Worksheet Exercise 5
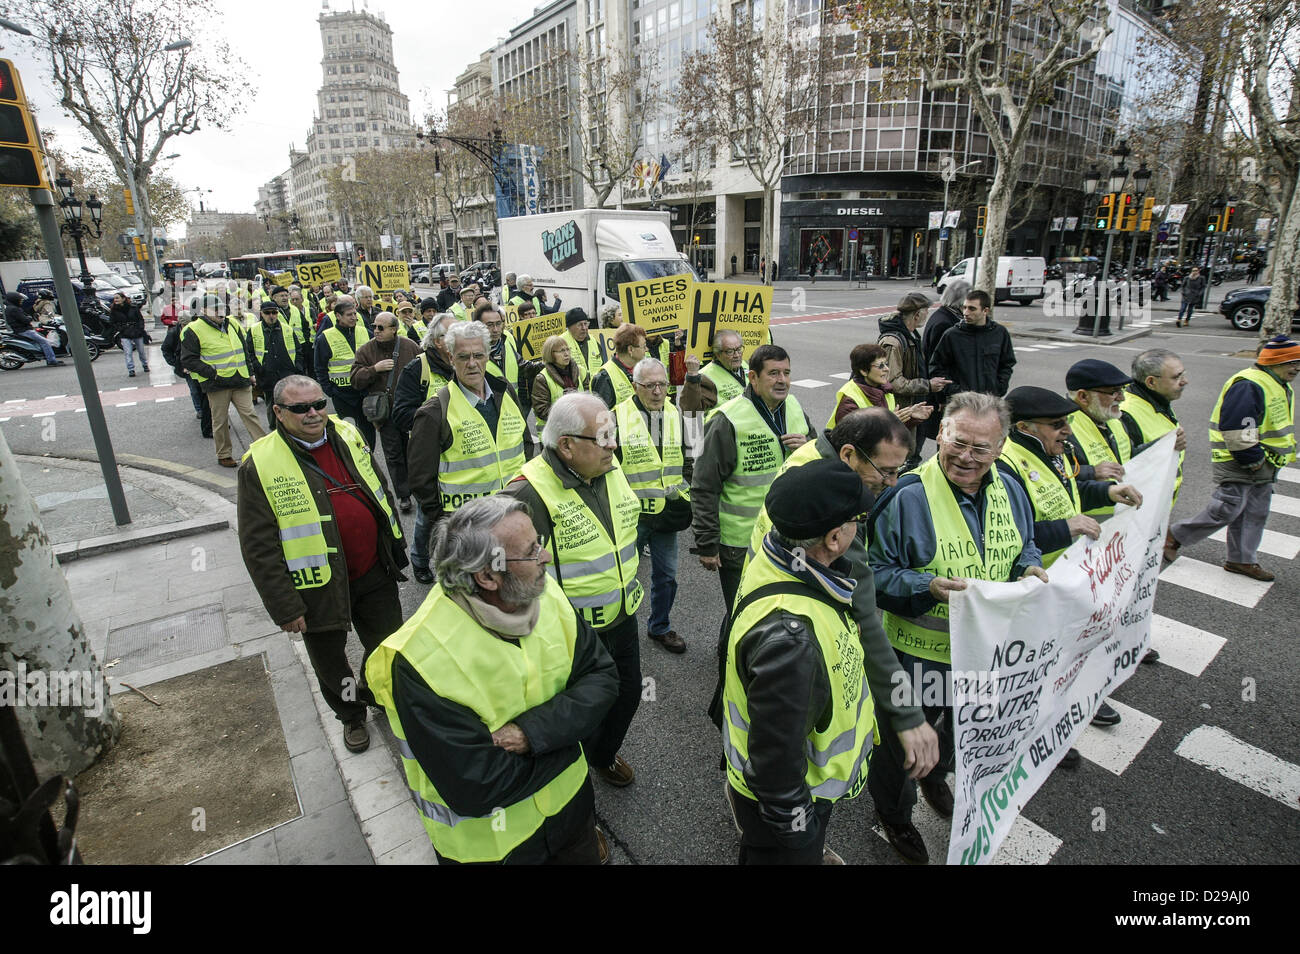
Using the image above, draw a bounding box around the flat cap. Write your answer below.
[1006,385,1077,422]
[1066,358,1132,391]
[259,300,280,312]
[766,457,875,540]
[897,291,933,313]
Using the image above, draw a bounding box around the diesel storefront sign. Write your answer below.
[780,198,937,280]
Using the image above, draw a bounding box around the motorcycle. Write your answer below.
[0,320,102,370]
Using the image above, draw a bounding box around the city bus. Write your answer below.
[160,259,196,284]
[229,249,338,281]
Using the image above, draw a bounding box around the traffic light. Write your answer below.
[1221,204,1235,232]
[976,205,987,237]
[123,188,134,215]
[1094,193,1115,230]
[0,59,51,190]
[1119,192,1139,231]
[1139,196,1155,232]
[1206,214,1220,233]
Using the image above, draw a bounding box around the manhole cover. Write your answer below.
[105,603,229,674]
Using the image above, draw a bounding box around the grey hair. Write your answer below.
[775,531,832,553]
[713,328,743,349]
[354,284,374,298]
[600,303,621,324]
[942,391,1011,438]
[1132,348,1178,383]
[517,273,533,286]
[445,319,491,354]
[542,393,608,449]
[272,374,321,405]
[632,357,667,383]
[432,496,531,597]
[420,313,457,350]
[335,294,357,312]
[940,279,971,310]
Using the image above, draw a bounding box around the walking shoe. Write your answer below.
[142,363,150,372]
[411,565,434,584]
[1091,701,1122,727]
[918,774,954,818]
[594,754,635,787]
[200,430,213,439]
[878,816,929,864]
[649,630,686,654]
[45,360,66,366]
[596,826,610,865]
[1224,561,1274,581]
[399,497,413,513]
[1141,649,1160,664]
[822,844,845,865]
[343,717,370,753]
[1060,748,1081,769]
[128,370,136,377]
[1162,529,1181,564]
[217,457,238,468]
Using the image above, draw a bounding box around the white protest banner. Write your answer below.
[946,432,1178,865]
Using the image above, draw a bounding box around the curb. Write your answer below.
[54,513,231,563]
[49,449,238,492]
[1012,325,1155,346]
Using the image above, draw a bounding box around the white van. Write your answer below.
[937,256,1047,304]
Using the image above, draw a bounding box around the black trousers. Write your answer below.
[707,545,749,729]
[436,778,601,865]
[730,787,832,865]
[376,419,410,500]
[302,562,403,723]
[868,655,956,825]
[583,614,641,769]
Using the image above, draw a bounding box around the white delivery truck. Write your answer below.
[497,209,698,319]
[937,256,1047,305]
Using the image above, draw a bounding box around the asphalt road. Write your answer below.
[4,278,1296,865]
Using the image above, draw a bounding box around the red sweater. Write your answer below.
[309,441,379,580]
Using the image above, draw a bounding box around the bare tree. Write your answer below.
[675,5,830,269]
[12,0,245,292]
[850,0,1109,299]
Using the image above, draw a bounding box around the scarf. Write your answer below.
[450,590,541,640]
[761,533,855,606]
[851,373,892,408]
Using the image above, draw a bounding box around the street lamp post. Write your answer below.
[1074,142,1131,336]
[938,157,982,272]
[55,173,103,287]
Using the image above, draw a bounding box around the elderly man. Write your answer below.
[354,284,378,334]
[730,409,940,808]
[501,271,517,305]
[394,299,426,345]
[878,291,951,415]
[1120,348,1188,505]
[449,283,477,323]
[561,307,605,381]
[352,311,422,513]
[593,323,648,409]
[179,293,268,467]
[690,330,748,410]
[693,344,815,620]
[613,356,696,654]
[248,298,306,429]
[480,304,523,394]
[1065,358,1134,498]
[286,285,316,345]
[238,375,406,754]
[366,495,619,864]
[869,391,1047,864]
[1165,336,1299,581]
[407,319,529,552]
[314,295,375,448]
[722,457,880,865]
[504,393,644,789]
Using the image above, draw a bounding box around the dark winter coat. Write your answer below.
[929,319,1016,397]
[109,301,147,340]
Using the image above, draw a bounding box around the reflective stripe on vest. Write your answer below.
[537,365,590,425]
[562,330,604,380]
[746,439,823,563]
[599,358,635,407]
[437,384,527,510]
[289,303,315,343]
[1208,367,1296,466]
[999,440,1078,568]
[1067,409,1130,517]
[879,456,1024,663]
[827,379,895,429]
[723,548,876,803]
[701,361,745,404]
[487,335,520,385]
[613,397,688,515]
[183,318,250,378]
[245,417,400,588]
[710,392,807,548]
[420,353,451,401]
[1121,389,1183,502]
[364,576,588,863]
[322,324,370,386]
[249,316,299,366]
[521,456,643,630]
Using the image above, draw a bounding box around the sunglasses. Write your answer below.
[278,399,328,414]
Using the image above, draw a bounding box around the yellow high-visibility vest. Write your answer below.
[182,317,251,380]
[613,396,688,516]
[999,438,1078,567]
[436,384,527,512]
[1208,367,1296,467]
[321,324,371,386]
[827,379,894,429]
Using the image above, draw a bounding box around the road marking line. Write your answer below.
[792,379,831,389]
[1279,468,1300,484]
[32,411,56,418]
[44,394,66,399]
[75,408,86,413]
[1028,343,1067,349]
[1175,725,1300,812]
[829,372,851,380]
[1149,615,1227,677]
[4,398,26,404]
[1076,699,1162,776]
[0,417,8,422]
[992,817,1064,866]
[116,401,137,407]
[1269,493,1300,518]
[120,386,138,391]
[155,397,175,403]
[1016,347,1040,352]
[1208,527,1300,560]
[1159,556,1272,607]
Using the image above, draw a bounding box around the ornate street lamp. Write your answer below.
[54,171,104,287]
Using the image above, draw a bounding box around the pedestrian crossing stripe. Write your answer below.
[1159,556,1273,608]
[1149,615,1226,677]
[1208,527,1300,560]
[829,372,851,380]
[1076,699,1163,776]
[1175,725,1300,812]
[1269,493,1300,518]
[792,379,832,389]
[1279,468,1300,484]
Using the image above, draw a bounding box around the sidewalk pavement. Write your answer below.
[26,453,436,865]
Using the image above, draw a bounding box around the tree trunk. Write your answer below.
[135,171,159,294]
[977,165,1016,302]
[1261,164,1299,339]
[0,429,120,780]
[761,184,775,282]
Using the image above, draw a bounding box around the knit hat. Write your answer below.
[419,296,439,313]
[897,291,933,314]
[566,307,589,327]
[1257,335,1300,366]
[766,457,875,539]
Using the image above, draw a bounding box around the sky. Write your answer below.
[1,0,545,233]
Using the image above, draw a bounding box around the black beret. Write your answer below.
[1066,358,1133,391]
[1006,385,1077,422]
[766,457,875,540]
[566,307,589,327]
[260,300,280,312]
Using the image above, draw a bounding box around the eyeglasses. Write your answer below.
[855,448,900,480]
[871,361,890,371]
[716,346,744,356]
[636,380,669,391]
[504,534,550,564]
[278,398,328,414]
[564,432,617,448]
[944,437,997,461]
[453,352,487,363]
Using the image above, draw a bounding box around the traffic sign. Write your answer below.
[848,228,859,242]
[940,227,951,240]
[1156,228,1169,243]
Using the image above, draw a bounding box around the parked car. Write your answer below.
[1219,285,1300,332]
[461,260,499,288]
[429,262,459,286]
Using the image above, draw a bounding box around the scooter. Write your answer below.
[39,316,110,359]
[0,323,100,370]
